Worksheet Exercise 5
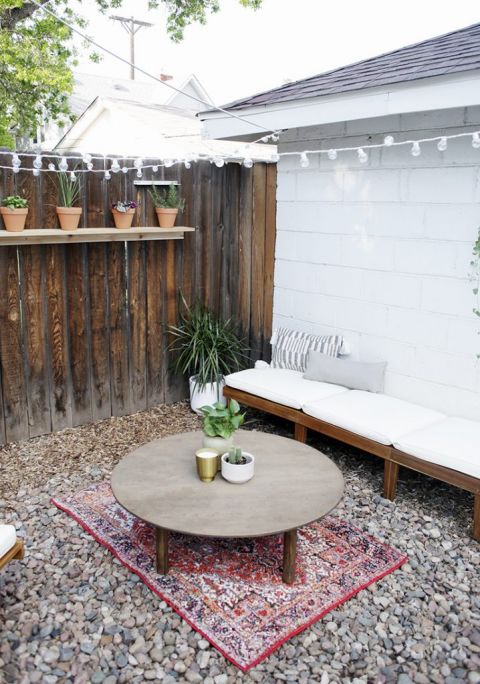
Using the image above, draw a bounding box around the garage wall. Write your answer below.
[274,106,480,419]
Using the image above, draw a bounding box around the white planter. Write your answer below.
[202,434,234,453]
[221,451,255,484]
[189,376,226,415]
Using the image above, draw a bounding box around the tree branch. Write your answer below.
[1,1,52,30]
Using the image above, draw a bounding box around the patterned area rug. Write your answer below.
[52,482,407,671]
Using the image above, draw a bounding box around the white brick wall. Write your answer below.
[274,107,480,420]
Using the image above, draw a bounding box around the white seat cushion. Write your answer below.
[303,390,445,445]
[225,368,348,410]
[394,417,480,479]
[0,524,17,557]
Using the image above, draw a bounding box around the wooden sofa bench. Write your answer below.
[0,525,24,571]
[224,385,480,541]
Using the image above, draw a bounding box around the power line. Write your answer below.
[30,0,277,137]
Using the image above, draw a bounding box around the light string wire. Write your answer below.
[6,129,480,175]
[30,0,276,139]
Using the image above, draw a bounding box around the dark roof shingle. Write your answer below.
[220,23,480,111]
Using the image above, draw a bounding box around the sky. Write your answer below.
[75,0,480,106]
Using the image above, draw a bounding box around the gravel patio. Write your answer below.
[1,403,479,684]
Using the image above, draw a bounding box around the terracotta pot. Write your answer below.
[56,207,82,231]
[155,207,178,229]
[0,207,28,232]
[112,208,135,229]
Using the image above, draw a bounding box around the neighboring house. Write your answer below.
[41,71,275,161]
[200,23,480,420]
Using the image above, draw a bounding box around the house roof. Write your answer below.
[54,97,277,162]
[217,22,480,112]
[71,71,213,115]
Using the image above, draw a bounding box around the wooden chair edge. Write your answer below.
[0,539,25,571]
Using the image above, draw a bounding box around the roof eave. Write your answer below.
[200,70,480,140]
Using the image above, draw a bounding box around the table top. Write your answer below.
[111,430,344,538]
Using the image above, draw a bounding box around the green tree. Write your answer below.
[0,0,262,148]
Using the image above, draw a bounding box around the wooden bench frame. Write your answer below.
[224,386,480,541]
[0,539,24,571]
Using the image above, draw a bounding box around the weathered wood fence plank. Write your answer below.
[0,156,276,444]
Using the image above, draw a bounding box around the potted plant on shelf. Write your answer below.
[168,295,248,413]
[56,172,82,230]
[0,195,28,232]
[149,184,185,228]
[201,399,245,456]
[111,200,137,229]
[221,447,255,484]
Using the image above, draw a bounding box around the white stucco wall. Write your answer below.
[274,106,480,420]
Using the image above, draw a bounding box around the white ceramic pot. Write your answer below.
[221,451,254,484]
[202,434,234,453]
[189,376,226,415]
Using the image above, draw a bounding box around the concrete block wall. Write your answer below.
[274,107,480,419]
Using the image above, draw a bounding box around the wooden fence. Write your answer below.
[0,155,276,444]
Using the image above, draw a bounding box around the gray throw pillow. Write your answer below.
[303,351,387,393]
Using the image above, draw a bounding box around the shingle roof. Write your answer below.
[220,22,480,112]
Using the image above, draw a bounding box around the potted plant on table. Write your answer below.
[201,399,245,455]
[149,184,185,228]
[168,295,248,414]
[56,172,82,230]
[111,200,137,229]
[0,195,28,232]
[221,447,255,484]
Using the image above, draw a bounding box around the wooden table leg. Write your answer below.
[155,527,169,574]
[283,528,297,584]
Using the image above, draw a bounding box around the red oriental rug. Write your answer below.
[52,482,407,671]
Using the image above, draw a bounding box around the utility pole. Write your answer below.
[110,15,154,80]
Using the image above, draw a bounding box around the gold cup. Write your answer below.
[195,448,219,483]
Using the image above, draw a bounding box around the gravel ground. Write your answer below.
[1,402,479,684]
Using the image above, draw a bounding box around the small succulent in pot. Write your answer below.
[111,200,137,229]
[221,446,254,484]
[0,195,29,232]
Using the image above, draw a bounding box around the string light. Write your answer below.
[82,153,92,164]
[134,158,143,169]
[87,162,93,171]
[136,170,142,179]
[48,163,55,171]
[384,135,395,146]
[243,158,253,168]
[33,155,42,170]
[111,159,120,173]
[300,152,310,168]
[152,166,158,173]
[164,159,174,168]
[437,137,447,152]
[472,132,480,149]
[33,168,40,177]
[327,149,337,160]
[184,160,192,169]
[104,170,111,180]
[122,166,129,174]
[358,148,368,163]
[411,141,421,157]
[59,157,68,172]
[70,171,77,181]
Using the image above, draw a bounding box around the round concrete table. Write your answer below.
[111,430,344,584]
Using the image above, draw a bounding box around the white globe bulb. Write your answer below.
[12,153,20,167]
[33,168,40,177]
[83,153,92,164]
[136,170,142,179]
[243,158,253,168]
[300,152,309,168]
[327,149,337,160]
[358,148,368,163]
[472,132,480,149]
[214,157,224,168]
[48,163,55,172]
[184,160,192,169]
[104,171,111,180]
[33,155,42,170]
[411,142,421,157]
[111,159,120,173]
[384,135,395,146]
[87,162,93,171]
[70,172,76,181]
[437,137,447,152]
[152,166,158,173]
[59,157,68,172]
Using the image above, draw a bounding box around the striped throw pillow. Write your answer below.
[271,328,345,372]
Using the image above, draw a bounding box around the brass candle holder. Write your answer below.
[195,448,219,483]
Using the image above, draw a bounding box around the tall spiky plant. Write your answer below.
[168,294,249,392]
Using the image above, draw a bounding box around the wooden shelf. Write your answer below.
[0,226,195,246]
